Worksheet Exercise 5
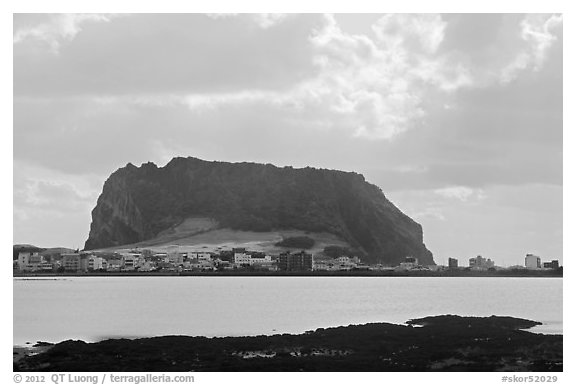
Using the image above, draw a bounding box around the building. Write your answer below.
[17,252,53,271]
[334,256,358,270]
[233,252,253,266]
[61,253,82,271]
[167,251,185,265]
[398,256,419,270]
[543,260,559,269]
[189,252,212,261]
[249,254,274,270]
[525,254,541,269]
[106,259,122,271]
[186,258,216,271]
[469,255,494,270]
[448,258,459,268]
[278,251,313,272]
[121,254,138,271]
[313,259,335,271]
[232,253,273,268]
[138,261,157,272]
[17,251,32,270]
[87,256,107,271]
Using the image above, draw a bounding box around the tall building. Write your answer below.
[17,252,32,270]
[278,251,312,271]
[525,254,541,269]
[448,258,458,268]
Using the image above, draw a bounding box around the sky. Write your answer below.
[12,13,563,266]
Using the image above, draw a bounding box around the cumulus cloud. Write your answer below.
[14,13,563,142]
[302,14,450,139]
[500,14,562,83]
[521,14,563,71]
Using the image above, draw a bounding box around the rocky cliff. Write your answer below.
[84,157,434,265]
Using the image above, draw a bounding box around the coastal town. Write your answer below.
[14,247,562,275]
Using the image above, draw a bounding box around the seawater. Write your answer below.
[13,276,562,345]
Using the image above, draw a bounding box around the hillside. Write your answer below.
[84,157,434,265]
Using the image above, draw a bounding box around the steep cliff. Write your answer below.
[84,157,434,265]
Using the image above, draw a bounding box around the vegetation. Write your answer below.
[323,245,364,258]
[275,236,315,249]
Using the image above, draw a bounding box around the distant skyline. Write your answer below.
[13,13,563,266]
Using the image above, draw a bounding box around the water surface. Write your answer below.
[13,276,562,345]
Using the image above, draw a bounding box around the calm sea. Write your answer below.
[13,276,562,346]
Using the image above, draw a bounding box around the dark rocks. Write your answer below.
[15,315,562,372]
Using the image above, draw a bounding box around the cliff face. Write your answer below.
[84,157,434,265]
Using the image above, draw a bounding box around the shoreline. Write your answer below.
[13,269,563,278]
[14,315,563,372]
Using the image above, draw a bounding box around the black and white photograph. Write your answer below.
[9,3,568,382]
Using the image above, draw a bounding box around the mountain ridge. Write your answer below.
[84,157,434,265]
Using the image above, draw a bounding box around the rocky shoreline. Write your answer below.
[14,315,562,372]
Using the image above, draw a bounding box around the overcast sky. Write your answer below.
[13,13,563,266]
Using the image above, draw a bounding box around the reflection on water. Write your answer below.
[13,276,562,345]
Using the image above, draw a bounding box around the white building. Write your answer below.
[250,255,272,265]
[17,252,33,270]
[189,252,212,261]
[525,254,542,269]
[233,253,253,266]
[87,256,107,271]
[250,255,273,270]
[17,252,52,271]
[232,253,273,268]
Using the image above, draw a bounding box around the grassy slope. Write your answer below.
[95,217,350,255]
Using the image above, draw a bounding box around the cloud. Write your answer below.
[500,14,563,83]
[206,13,289,29]
[13,14,116,53]
[434,186,486,202]
[14,13,562,184]
[14,14,323,97]
[16,180,93,211]
[411,207,446,221]
[372,14,446,54]
[521,14,563,71]
[14,13,563,144]
[252,14,290,29]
